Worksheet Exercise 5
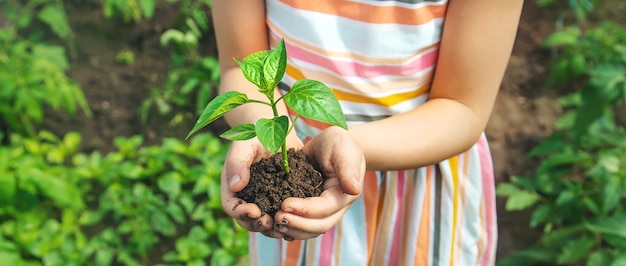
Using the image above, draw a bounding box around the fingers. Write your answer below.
[274,205,350,239]
[280,178,357,219]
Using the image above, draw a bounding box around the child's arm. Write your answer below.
[349,0,524,171]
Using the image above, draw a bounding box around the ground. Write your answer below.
[41,0,625,259]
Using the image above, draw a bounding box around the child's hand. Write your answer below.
[274,126,366,240]
[221,137,301,239]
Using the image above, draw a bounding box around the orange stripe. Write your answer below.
[363,171,379,263]
[334,222,343,266]
[414,166,433,265]
[400,170,414,266]
[370,172,388,266]
[284,240,302,266]
[332,83,430,106]
[279,0,447,25]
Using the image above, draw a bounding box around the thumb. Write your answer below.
[334,146,366,196]
[223,141,258,192]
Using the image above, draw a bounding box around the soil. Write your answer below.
[30,0,625,260]
[235,149,324,217]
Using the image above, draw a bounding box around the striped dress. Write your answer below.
[249,0,498,265]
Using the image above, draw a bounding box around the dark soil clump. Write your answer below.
[235,149,324,217]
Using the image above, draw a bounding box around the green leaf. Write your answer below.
[220,124,256,141]
[601,175,622,214]
[236,51,269,92]
[166,202,186,224]
[530,204,551,228]
[284,79,348,129]
[95,248,114,266]
[496,247,557,266]
[160,29,185,46]
[585,215,626,238]
[612,254,626,266]
[210,248,234,266]
[158,172,182,198]
[38,5,71,39]
[176,237,211,261]
[505,190,540,211]
[556,236,594,264]
[255,116,289,154]
[587,250,613,266]
[0,250,19,266]
[139,0,156,19]
[543,27,580,47]
[528,134,565,157]
[263,39,287,93]
[79,210,104,226]
[495,183,520,196]
[32,44,69,70]
[61,132,82,155]
[0,173,16,207]
[27,170,84,209]
[187,91,249,139]
[152,210,176,236]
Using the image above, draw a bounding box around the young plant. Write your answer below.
[187,39,348,173]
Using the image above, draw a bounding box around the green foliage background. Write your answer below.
[0,0,245,265]
[497,1,626,265]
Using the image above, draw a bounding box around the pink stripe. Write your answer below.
[477,135,497,266]
[319,226,336,265]
[281,38,438,79]
[389,171,405,265]
[250,233,257,266]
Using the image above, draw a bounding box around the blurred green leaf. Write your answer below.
[38,5,71,39]
[158,172,182,198]
[556,236,594,264]
[543,27,580,47]
[505,191,540,211]
[0,173,16,207]
[586,215,626,238]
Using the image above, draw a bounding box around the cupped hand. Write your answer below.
[221,137,302,239]
[274,126,366,240]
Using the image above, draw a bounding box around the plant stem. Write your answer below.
[269,95,291,174]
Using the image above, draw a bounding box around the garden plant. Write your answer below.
[496,2,626,265]
[187,39,348,216]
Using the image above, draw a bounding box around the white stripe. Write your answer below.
[460,147,485,264]
[349,0,445,8]
[340,197,370,265]
[338,94,429,116]
[267,1,444,59]
[254,234,281,266]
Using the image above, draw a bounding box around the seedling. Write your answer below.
[187,39,347,173]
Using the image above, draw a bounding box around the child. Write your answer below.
[213,0,523,265]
